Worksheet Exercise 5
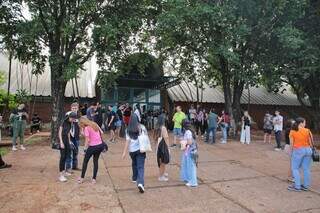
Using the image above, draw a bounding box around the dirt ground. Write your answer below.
[1,131,320,213]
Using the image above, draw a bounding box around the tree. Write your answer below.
[154,0,303,129]
[262,0,320,130]
[1,0,150,143]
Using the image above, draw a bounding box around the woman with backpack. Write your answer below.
[180,119,198,187]
[155,115,170,182]
[263,112,273,143]
[288,117,313,192]
[78,117,105,184]
[122,114,147,193]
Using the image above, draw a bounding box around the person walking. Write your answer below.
[189,104,197,125]
[240,111,251,145]
[155,115,170,181]
[288,117,313,192]
[115,105,124,137]
[122,114,147,193]
[65,103,81,172]
[273,110,283,151]
[86,102,98,121]
[202,109,208,137]
[58,112,77,182]
[107,105,118,143]
[263,112,273,143]
[171,106,186,147]
[94,103,104,128]
[180,119,198,187]
[11,104,28,151]
[206,108,219,144]
[220,110,230,144]
[78,117,105,184]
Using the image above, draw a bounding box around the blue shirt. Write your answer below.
[208,112,218,128]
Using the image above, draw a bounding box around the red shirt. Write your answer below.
[222,114,230,123]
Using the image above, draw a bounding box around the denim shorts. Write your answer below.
[115,120,122,127]
[173,128,182,136]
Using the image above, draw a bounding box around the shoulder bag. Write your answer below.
[138,125,152,153]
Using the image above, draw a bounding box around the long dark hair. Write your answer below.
[292,117,305,131]
[127,114,140,139]
[155,114,166,139]
[182,119,196,140]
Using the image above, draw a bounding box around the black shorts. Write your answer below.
[264,129,272,134]
[109,124,116,131]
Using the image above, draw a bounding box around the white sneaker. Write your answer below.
[158,176,169,182]
[59,175,67,182]
[20,145,26,150]
[64,172,72,177]
[137,184,145,193]
[12,146,18,151]
[164,173,169,177]
[186,182,192,187]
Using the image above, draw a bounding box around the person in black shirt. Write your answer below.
[65,103,81,172]
[107,105,118,143]
[58,111,77,182]
[123,103,132,126]
[81,104,88,116]
[94,103,103,127]
[30,113,41,134]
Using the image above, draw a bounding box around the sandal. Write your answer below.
[77,178,84,184]
[0,164,12,169]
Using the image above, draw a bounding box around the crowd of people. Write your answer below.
[0,101,316,193]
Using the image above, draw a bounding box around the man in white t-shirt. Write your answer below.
[189,104,197,124]
[273,110,283,151]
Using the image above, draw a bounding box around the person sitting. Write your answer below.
[31,113,42,134]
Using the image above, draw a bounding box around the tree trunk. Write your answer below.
[6,51,12,110]
[50,66,67,144]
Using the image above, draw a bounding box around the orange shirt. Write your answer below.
[289,128,311,149]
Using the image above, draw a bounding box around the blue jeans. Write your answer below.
[275,131,282,148]
[291,147,312,189]
[130,151,146,186]
[206,127,216,144]
[222,123,228,142]
[66,139,79,170]
[173,128,182,137]
[180,150,198,186]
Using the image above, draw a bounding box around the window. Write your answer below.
[133,89,146,102]
[148,89,160,103]
[118,88,131,102]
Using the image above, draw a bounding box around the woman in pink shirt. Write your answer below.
[78,117,105,184]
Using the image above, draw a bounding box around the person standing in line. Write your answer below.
[134,103,142,123]
[155,115,170,181]
[220,110,230,144]
[115,105,124,137]
[206,108,219,144]
[180,119,198,187]
[284,119,295,182]
[189,104,197,125]
[94,103,104,128]
[58,112,77,182]
[107,105,118,143]
[78,117,105,184]
[288,117,313,192]
[171,106,186,147]
[65,103,81,172]
[273,110,283,151]
[240,111,251,145]
[195,108,204,136]
[201,109,208,137]
[263,112,273,143]
[122,114,147,193]
[11,104,28,151]
[123,103,132,126]
[86,102,98,121]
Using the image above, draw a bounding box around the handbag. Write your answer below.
[99,129,108,152]
[138,126,152,153]
[51,142,60,150]
[309,132,319,162]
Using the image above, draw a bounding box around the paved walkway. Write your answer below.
[1,132,320,213]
